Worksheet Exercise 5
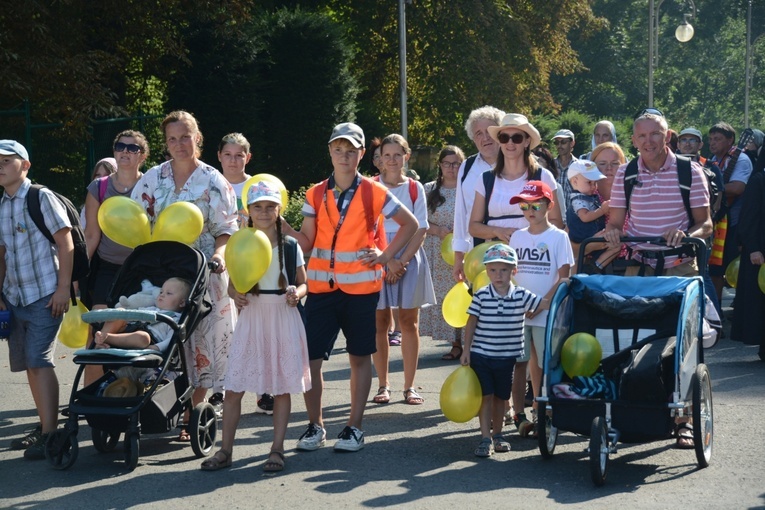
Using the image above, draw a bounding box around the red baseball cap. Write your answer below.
[509,180,554,205]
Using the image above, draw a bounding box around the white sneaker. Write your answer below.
[333,426,365,452]
[296,423,326,451]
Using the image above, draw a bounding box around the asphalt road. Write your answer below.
[1,289,764,509]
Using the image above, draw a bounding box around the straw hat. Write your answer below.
[103,377,142,398]
[487,113,541,150]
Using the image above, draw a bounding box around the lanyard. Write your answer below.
[324,174,361,288]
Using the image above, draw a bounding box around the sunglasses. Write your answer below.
[635,107,664,119]
[518,201,545,211]
[114,142,143,153]
[498,132,526,145]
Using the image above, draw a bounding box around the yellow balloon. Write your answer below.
[241,174,289,209]
[98,196,151,248]
[472,270,491,291]
[561,333,602,378]
[725,256,740,289]
[58,299,89,349]
[759,264,765,295]
[464,242,495,283]
[440,365,482,423]
[151,202,204,245]
[440,233,454,266]
[225,228,273,293]
[442,282,472,328]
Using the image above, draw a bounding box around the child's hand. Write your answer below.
[233,292,248,310]
[460,350,470,366]
[601,200,610,214]
[285,286,299,307]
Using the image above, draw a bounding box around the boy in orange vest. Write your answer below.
[283,123,417,452]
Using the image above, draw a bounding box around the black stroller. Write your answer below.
[46,241,218,470]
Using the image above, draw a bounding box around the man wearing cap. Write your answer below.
[283,122,417,452]
[0,140,74,459]
[452,106,505,283]
[677,128,707,165]
[551,129,579,223]
[604,113,712,277]
[707,122,754,305]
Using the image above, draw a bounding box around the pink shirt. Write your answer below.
[610,150,709,267]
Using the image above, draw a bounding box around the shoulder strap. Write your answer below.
[26,185,55,244]
[460,154,479,184]
[676,156,693,223]
[531,166,542,181]
[360,177,377,247]
[408,178,418,204]
[97,176,109,203]
[284,236,298,286]
[312,179,328,212]
[624,159,640,210]
[482,170,495,225]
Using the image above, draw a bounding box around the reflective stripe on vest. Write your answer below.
[307,268,383,285]
[312,248,364,263]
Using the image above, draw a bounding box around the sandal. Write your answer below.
[178,429,191,442]
[474,437,494,458]
[492,434,511,452]
[388,331,402,346]
[373,386,391,404]
[201,449,232,471]
[675,422,695,449]
[263,450,285,472]
[441,345,463,361]
[403,388,424,405]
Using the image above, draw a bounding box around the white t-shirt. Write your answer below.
[510,225,574,327]
[257,242,306,291]
[382,178,429,233]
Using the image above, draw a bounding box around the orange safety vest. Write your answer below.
[709,216,727,266]
[307,176,388,294]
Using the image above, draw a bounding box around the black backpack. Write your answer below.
[27,184,90,305]
[460,154,479,184]
[624,155,721,225]
[283,235,305,324]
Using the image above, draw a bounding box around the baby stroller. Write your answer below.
[536,237,713,486]
[46,241,218,471]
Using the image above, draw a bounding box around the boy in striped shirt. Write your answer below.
[460,244,543,457]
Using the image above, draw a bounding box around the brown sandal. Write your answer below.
[263,450,285,472]
[201,449,232,471]
[441,345,463,361]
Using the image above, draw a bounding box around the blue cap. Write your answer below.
[483,244,518,265]
[0,140,29,161]
[247,180,282,206]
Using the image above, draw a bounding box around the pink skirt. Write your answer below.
[224,293,311,396]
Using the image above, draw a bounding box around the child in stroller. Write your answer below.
[94,277,191,352]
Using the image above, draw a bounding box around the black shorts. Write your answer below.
[304,290,378,360]
[89,258,123,307]
[470,352,516,400]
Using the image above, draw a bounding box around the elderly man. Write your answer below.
[452,105,505,283]
[552,129,579,222]
[604,113,712,277]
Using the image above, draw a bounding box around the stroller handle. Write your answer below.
[578,236,708,274]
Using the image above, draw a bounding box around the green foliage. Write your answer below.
[283,185,308,231]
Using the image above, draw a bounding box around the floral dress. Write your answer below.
[132,160,238,390]
[419,182,459,342]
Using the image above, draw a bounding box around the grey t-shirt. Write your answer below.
[86,176,138,264]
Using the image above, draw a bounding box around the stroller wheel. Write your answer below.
[190,402,218,458]
[537,402,557,459]
[692,363,713,468]
[124,433,139,471]
[46,429,78,470]
[589,416,609,486]
[91,428,120,453]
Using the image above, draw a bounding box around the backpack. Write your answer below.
[372,175,418,205]
[473,167,543,245]
[283,235,306,324]
[624,155,721,225]
[27,184,90,305]
[460,154,479,184]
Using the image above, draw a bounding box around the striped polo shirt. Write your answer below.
[467,283,541,359]
[610,150,709,267]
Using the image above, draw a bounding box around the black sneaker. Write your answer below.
[11,425,41,450]
[256,394,274,415]
[24,432,50,460]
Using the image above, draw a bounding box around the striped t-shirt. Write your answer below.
[610,151,709,267]
[467,284,541,359]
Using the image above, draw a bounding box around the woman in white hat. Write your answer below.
[468,112,563,436]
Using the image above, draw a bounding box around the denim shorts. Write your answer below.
[305,290,379,360]
[6,294,62,372]
[470,352,516,400]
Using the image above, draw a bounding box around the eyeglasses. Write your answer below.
[440,161,461,169]
[553,139,572,146]
[678,137,700,144]
[114,142,142,153]
[595,160,622,169]
[635,107,664,119]
[498,132,526,145]
[518,202,544,211]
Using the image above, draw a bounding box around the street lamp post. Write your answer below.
[398,0,411,139]
[648,0,697,108]
[744,0,763,128]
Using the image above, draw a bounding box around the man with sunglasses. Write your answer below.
[551,129,579,224]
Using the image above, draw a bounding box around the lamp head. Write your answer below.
[675,16,694,43]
